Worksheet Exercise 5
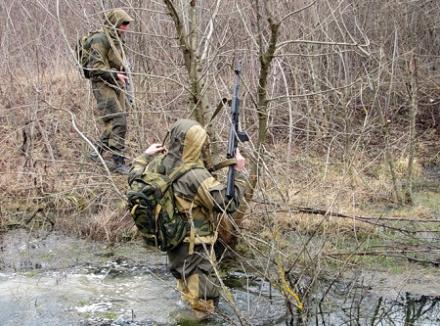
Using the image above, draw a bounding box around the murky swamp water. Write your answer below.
[0,230,439,325]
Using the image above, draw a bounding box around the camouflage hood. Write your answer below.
[103,8,134,37]
[162,119,207,174]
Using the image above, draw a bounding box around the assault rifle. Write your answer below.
[125,78,133,105]
[123,59,134,105]
[226,62,249,199]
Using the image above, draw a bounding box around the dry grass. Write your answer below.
[0,70,129,239]
[2,69,439,271]
[2,2,440,294]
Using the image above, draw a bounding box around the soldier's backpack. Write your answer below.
[75,31,101,79]
[127,162,202,251]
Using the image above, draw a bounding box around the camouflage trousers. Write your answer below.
[168,243,220,314]
[91,81,127,155]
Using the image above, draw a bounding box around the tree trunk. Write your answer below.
[403,54,418,205]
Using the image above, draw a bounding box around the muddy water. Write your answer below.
[0,230,285,325]
[0,230,439,325]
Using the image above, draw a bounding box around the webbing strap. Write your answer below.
[162,163,204,254]
[188,216,196,255]
[168,162,204,184]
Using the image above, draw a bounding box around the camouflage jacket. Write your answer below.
[129,119,244,238]
[87,9,133,85]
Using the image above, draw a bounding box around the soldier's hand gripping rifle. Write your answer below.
[226,62,249,199]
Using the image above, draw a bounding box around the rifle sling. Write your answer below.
[205,98,228,128]
[208,158,237,172]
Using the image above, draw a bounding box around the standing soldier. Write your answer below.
[86,8,134,174]
[128,119,246,318]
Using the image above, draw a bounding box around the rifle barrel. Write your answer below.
[226,62,242,198]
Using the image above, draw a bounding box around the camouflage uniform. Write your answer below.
[129,119,244,314]
[87,9,133,170]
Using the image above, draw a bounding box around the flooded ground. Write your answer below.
[0,230,439,325]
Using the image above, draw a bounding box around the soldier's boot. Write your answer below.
[112,155,130,175]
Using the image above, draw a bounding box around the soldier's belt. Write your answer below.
[183,231,218,246]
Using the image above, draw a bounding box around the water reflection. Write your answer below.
[285,279,440,326]
[1,230,440,326]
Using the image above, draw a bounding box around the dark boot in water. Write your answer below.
[112,155,130,175]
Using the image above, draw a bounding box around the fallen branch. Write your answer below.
[254,200,440,223]
[327,251,440,267]
[290,206,440,234]
[253,200,440,234]
[292,206,440,224]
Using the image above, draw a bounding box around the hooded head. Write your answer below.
[162,119,207,172]
[103,8,134,31]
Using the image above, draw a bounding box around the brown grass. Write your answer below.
[1,70,433,241]
[2,2,440,292]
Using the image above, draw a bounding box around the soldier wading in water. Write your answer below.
[129,119,246,318]
[85,8,133,174]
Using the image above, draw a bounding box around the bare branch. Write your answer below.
[279,0,317,24]
[276,38,370,54]
[268,81,358,102]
